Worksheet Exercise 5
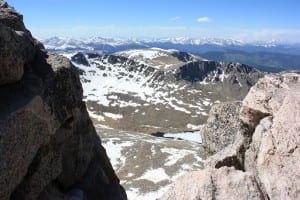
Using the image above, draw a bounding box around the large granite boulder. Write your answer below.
[0,2,126,199]
[161,166,263,200]
[240,73,299,128]
[201,101,247,154]
[162,73,300,200]
[242,73,300,200]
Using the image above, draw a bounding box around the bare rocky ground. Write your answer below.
[96,126,207,200]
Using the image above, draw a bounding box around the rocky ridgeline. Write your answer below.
[0,2,126,199]
[161,72,300,200]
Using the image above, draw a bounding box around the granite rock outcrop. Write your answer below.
[162,73,300,200]
[0,1,126,199]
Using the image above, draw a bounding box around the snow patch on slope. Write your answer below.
[117,48,169,60]
[138,168,169,183]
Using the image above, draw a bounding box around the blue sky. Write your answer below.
[6,0,300,42]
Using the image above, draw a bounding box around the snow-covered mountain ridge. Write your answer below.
[44,37,300,72]
[64,48,263,133]
[43,36,284,52]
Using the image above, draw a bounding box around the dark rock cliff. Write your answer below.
[176,61,263,100]
[0,1,126,199]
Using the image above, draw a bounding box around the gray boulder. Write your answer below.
[201,101,247,154]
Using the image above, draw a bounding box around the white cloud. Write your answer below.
[197,17,211,23]
[169,16,181,21]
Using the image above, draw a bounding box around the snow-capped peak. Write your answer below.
[42,36,282,52]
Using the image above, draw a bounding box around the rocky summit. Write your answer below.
[161,72,300,200]
[1,1,299,200]
[0,2,126,199]
[67,48,262,133]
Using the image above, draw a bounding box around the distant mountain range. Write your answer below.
[42,37,300,72]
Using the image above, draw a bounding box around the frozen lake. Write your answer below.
[163,131,202,144]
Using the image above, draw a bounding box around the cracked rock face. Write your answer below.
[162,73,300,200]
[243,73,300,200]
[0,2,126,199]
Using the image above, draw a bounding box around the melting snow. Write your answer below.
[186,123,202,130]
[126,186,170,200]
[97,127,204,200]
[138,168,169,183]
[219,69,226,82]
[70,53,208,118]
[87,110,105,121]
[202,100,211,106]
[116,48,168,61]
[161,147,197,166]
[102,140,133,169]
[103,112,123,119]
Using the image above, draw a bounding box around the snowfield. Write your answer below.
[97,127,205,200]
[66,49,225,132]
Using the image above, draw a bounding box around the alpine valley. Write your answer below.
[64,48,263,133]
[58,46,264,199]
[42,37,300,199]
[1,1,299,199]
